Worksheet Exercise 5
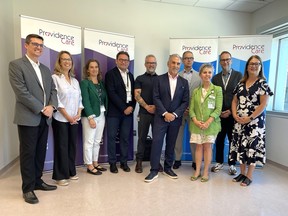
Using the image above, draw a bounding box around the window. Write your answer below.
[262,22,288,113]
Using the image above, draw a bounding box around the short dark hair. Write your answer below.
[116,51,129,60]
[25,34,44,44]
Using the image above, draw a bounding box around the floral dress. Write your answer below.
[229,79,273,166]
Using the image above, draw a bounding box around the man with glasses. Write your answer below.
[211,51,242,175]
[134,54,159,173]
[105,51,136,173]
[9,34,58,204]
[173,51,201,170]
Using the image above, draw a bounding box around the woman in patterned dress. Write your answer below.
[230,55,273,186]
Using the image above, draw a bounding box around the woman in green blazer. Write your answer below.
[80,59,108,175]
[189,63,223,182]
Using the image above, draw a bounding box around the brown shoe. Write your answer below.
[135,160,143,173]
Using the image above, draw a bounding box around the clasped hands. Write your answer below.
[164,113,175,122]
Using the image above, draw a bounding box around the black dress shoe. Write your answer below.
[34,182,57,191]
[173,160,181,169]
[23,191,39,204]
[110,163,118,173]
[120,163,131,172]
[135,160,143,173]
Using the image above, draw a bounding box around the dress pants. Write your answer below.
[18,115,48,193]
[52,118,78,180]
[215,115,235,165]
[135,113,154,161]
[81,112,105,164]
[150,117,180,172]
[174,114,196,162]
[107,115,133,164]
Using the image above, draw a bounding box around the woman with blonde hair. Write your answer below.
[189,63,223,182]
[52,51,83,186]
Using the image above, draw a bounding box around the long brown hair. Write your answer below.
[82,59,102,81]
[240,55,266,83]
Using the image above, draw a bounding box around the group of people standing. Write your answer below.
[9,33,273,205]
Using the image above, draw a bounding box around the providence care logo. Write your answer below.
[98,39,129,52]
[38,29,75,46]
[233,44,265,54]
[182,45,212,55]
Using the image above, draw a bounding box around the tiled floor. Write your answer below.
[1,160,288,216]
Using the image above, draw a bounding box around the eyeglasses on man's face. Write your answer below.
[30,42,45,48]
[183,57,194,61]
[118,58,129,63]
[220,58,231,62]
[145,62,157,65]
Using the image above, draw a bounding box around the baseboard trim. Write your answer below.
[266,159,288,171]
[0,157,19,177]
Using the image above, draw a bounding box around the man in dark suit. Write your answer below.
[211,51,242,175]
[9,34,58,204]
[144,54,189,183]
[105,51,136,173]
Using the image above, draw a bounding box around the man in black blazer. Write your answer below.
[144,54,189,183]
[9,34,58,204]
[105,51,136,173]
[211,51,242,175]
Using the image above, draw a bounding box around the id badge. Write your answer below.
[208,100,215,109]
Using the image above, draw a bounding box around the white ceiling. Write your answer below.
[142,0,276,13]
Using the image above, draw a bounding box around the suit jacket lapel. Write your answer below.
[23,57,43,89]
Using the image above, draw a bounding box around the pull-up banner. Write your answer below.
[20,15,82,171]
[170,35,272,162]
[218,35,273,80]
[84,28,135,162]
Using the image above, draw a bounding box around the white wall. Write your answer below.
[251,0,288,167]
[0,0,19,170]
[1,0,285,170]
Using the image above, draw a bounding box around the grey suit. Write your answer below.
[9,55,57,193]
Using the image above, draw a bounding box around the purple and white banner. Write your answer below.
[84,28,135,162]
[20,15,82,171]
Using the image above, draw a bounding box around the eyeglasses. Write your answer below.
[183,57,194,60]
[145,62,157,65]
[30,42,44,48]
[61,58,72,62]
[220,58,231,62]
[118,58,129,63]
[248,62,261,67]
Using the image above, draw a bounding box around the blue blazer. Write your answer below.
[153,73,189,126]
[105,66,136,117]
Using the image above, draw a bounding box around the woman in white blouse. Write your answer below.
[52,51,83,186]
